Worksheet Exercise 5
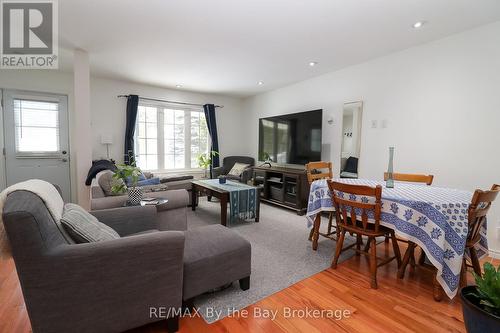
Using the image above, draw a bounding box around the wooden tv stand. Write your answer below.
[252,165,309,215]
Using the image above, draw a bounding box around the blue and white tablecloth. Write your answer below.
[306,178,488,299]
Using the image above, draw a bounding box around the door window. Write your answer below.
[14,98,60,154]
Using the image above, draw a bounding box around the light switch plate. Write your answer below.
[382,119,388,128]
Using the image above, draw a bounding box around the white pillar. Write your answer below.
[73,49,92,208]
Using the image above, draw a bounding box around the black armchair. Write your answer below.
[212,156,255,183]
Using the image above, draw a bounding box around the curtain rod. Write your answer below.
[117,95,224,108]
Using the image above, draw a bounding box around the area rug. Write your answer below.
[188,198,355,323]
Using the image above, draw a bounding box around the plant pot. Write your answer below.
[461,286,500,333]
[127,187,143,205]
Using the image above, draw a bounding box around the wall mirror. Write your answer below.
[340,101,363,178]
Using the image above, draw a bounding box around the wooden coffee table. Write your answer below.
[191,180,260,226]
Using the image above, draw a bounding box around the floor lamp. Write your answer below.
[101,134,113,159]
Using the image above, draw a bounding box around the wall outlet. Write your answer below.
[371,120,378,128]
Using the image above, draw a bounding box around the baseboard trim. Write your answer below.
[489,248,500,259]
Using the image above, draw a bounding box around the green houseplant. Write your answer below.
[197,150,219,178]
[112,164,144,204]
[461,262,500,333]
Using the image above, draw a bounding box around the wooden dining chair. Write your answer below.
[328,181,402,289]
[383,172,434,259]
[306,161,336,240]
[464,184,500,274]
[398,184,500,301]
[384,172,434,186]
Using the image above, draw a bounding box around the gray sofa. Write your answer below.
[212,156,255,183]
[90,170,195,211]
[2,186,251,333]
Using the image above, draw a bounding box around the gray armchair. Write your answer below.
[212,156,255,183]
[2,190,184,333]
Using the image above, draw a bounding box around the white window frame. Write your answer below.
[135,102,210,172]
[12,95,63,158]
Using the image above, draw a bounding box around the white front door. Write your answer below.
[2,90,71,201]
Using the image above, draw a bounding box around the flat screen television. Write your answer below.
[258,109,322,165]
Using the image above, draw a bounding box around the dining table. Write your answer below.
[306,178,488,299]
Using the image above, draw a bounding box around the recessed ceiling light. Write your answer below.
[413,21,426,29]
[309,61,318,67]
[175,84,182,88]
[258,81,264,85]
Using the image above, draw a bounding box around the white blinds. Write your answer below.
[14,98,60,153]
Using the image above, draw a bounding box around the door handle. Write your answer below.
[62,150,67,155]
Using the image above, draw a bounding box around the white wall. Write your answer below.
[241,22,500,254]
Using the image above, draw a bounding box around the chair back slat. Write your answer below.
[384,172,434,185]
[328,180,382,233]
[306,161,333,184]
[467,184,500,246]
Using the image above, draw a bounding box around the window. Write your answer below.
[14,99,60,153]
[135,103,210,170]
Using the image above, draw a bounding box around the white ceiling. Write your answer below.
[59,0,500,97]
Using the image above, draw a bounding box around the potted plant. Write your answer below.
[112,164,144,205]
[197,150,219,178]
[260,151,272,167]
[461,262,500,333]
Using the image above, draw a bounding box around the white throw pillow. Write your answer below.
[228,162,250,177]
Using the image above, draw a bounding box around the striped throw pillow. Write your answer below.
[61,204,120,243]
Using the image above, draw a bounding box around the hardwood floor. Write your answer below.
[1,243,498,333]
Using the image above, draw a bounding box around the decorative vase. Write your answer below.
[219,176,227,184]
[386,147,395,188]
[127,187,143,205]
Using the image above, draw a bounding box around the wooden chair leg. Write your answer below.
[384,235,389,243]
[308,228,314,241]
[433,274,443,302]
[390,231,402,268]
[460,258,468,288]
[418,249,426,265]
[398,242,416,279]
[331,229,346,269]
[355,234,362,256]
[327,212,333,235]
[363,238,371,252]
[409,250,416,268]
[469,247,482,276]
[369,237,378,289]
